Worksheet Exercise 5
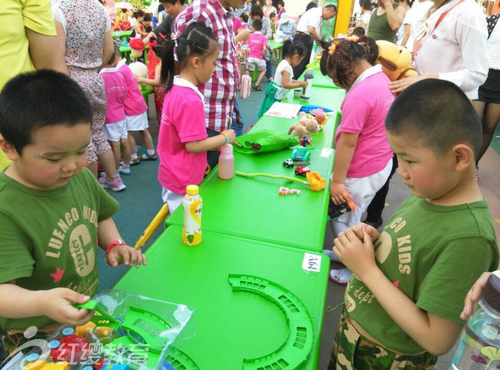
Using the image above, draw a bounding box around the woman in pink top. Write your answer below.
[156,22,237,213]
[320,36,395,284]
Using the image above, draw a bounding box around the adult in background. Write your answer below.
[367,0,406,42]
[357,0,373,30]
[175,0,250,170]
[293,4,337,79]
[0,0,68,171]
[144,0,188,45]
[53,0,123,190]
[472,14,500,166]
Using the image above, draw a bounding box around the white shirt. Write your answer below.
[487,18,500,70]
[415,0,488,99]
[410,0,433,36]
[274,59,294,90]
[296,7,322,35]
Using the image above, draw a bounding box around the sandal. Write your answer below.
[253,84,262,91]
[329,268,352,286]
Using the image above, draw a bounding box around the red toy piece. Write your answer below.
[50,334,89,363]
[294,166,310,177]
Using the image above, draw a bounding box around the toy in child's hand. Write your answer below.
[375,40,418,81]
[129,62,148,88]
[328,191,356,219]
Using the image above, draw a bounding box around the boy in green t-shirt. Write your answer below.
[328,79,499,369]
[0,70,146,354]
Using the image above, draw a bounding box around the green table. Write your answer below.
[120,45,149,64]
[112,30,132,43]
[301,68,340,89]
[280,86,346,113]
[269,39,284,62]
[115,226,329,369]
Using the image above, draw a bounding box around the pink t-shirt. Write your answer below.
[117,60,148,117]
[157,77,208,195]
[247,31,268,59]
[99,66,126,124]
[335,67,394,178]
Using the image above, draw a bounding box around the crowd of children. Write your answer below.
[0,0,498,368]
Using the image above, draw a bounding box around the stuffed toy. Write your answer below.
[288,116,320,141]
[375,40,418,81]
[129,38,145,59]
[129,62,148,88]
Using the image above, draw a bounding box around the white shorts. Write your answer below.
[126,111,149,131]
[334,158,393,228]
[247,57,266,72]
[161,187,184,214]
[104,119,128,142]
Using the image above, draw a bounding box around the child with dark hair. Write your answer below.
[274,40,308,93]
[351,26,366,37]
[0,70,146,353]
[246,19,269,91]
[142,13,153,33]
[158,22,236,212]
[99,48,132,185]
[320,36,393,285]
[329,79,498,369]
[131,10,148,38]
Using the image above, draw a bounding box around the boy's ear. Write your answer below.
[452,143,474,172]
[0,135,20,161]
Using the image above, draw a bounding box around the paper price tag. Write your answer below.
[320,148,333,158]
[302,253,321,272]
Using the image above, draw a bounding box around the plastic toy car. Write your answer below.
[295,166,310,177]
[282,159,294,168]
[291,147,312,161]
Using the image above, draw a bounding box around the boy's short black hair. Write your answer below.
[252,19,263,31]
[0,70,92,155]
[269,12,276,19]
[352,26,365,36]
[143,13,152,22]
[386,79,482,158]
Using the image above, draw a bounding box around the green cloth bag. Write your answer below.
[233,129,299,154]
[257,81,288,118]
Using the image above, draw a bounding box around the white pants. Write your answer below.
[161,187,184,214]
[332,158,393,236]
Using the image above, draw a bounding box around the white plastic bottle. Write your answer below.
[301,68,314,100]
[182,185,202,246]
[218,143,234,180]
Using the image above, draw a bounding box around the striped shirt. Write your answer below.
[174,0,238,132]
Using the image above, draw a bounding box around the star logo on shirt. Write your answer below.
[50,268,65,283]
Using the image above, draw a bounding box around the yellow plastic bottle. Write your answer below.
[182,185,202,246]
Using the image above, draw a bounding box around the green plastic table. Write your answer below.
[300,67,340,89]
[120,45,149,64]
[280,86,346,114]
[269,39,284,62]
[114,226,329,369]
[112,30,132,43]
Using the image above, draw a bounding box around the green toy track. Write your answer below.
[165,346,200,370]
[228,274,314,370]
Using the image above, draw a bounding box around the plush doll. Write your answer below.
[288,116,320,141]
[129,62,148,88]
[375,40,418,81]
[129,38,145,59]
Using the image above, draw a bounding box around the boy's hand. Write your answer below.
[330,181,347,205]
[352,223,380,243]
[333,229,378,281]
[106,244,147,268]
[461,272,492,320]
[42,288,94,326]
[222,129,237,144]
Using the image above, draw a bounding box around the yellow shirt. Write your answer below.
[0,0,56,170]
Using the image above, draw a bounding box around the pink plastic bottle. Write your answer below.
[218,143,234,179]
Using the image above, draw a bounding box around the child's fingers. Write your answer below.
[62,288,90,304]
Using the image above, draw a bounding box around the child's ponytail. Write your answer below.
[159,39,177,92]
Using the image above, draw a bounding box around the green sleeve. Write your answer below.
[22,0,57,36]
[0,211,35,284]
[416,237,499,324]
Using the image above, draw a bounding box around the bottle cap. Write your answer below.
[186,185,199,195]
[482,272,500,312]
[220,143,233,154]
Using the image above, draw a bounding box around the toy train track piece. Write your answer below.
[228,274,314,370]
[165,346,200,370]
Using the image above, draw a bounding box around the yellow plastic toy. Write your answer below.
[75,321,96,337]
[375,40,418,81]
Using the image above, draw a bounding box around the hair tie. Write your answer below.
[328,41,338,56]
[345,36,360,42]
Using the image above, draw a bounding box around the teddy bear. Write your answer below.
[288,116,320,141]
[375,40,418,81]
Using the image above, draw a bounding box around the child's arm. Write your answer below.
[281,70,308,89]
[334,229,463,355]
[330,132,358,205]
[98,218,147,268]
[185,129,237,153]
[136,63,161,87]
[0,283,93,326]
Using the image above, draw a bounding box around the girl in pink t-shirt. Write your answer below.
[157,22,236,213]
[320,37,395,284]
